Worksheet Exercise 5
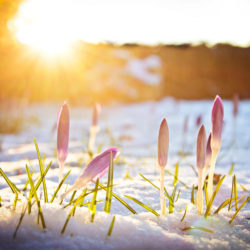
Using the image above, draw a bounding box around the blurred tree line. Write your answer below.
[0,0,250,105]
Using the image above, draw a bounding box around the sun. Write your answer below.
[10,0,79,57]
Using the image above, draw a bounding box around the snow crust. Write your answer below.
[0,98,249,249]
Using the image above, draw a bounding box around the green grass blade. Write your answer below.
[61,188,87,234]
[25,165,46,229]
[107,216,116,236]
[165,169,190,188]
[34,161,52,195]
[13,204,27,239]
[0,168,19,194]
[90,178,99,223]
[182,226,214,233]
[50,170,71,203]
[240,184,248,192]
[173,162,179,187]
[229,196,250,224]
[98,183,136,214]
[231,195,246,209]
[34,138,48,203]
[70,191,77,203]
[233,175,238,210]
[104,151,113,213]
[139,173,159,190]
[124,195,160,217]
[175,190,181,202]
[204,181,209,206]
[12,193,18,211]
[191,184,195,204]
[229,162,235,176]
[214,198,231,214]
[205,175,226,217]
[139,173,174,206]
[181,205,188,222]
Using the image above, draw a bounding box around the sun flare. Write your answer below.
[10,0,79,56]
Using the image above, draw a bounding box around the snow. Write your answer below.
[0,98,249,249]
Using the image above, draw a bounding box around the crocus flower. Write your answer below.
[203,132,212,178]
[158,118,169,216]
[233,93,239,118]
[57,102,70,182]
[158,118,169,168]
[211,95,224,151]
[196,125,206,169]
[207,95,224,201]
[60,148,119,200]
[196,125,206,215]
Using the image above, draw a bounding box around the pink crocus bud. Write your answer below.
[205,132,212,167]
[57,102,70,164]
[233,93,239,118]
[196,125,206,169]
[196,115,202,128]
[60,148,119,199]
[158,118,169,168]
[92,103,102,127]
[211,95,224,151]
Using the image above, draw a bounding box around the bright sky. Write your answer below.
[9,0,250,55]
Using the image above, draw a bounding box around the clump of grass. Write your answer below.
[229,196,250,224]
[205,175,226,217]
[26,165,46,229]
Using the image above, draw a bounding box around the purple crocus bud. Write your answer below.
[158,118,169,168]
[233,93,239,118]
[196,115,202,128]
[196,125,206,169]
[205,132,212,166]
[57,102,70,164]
[211,95,224,151]
[60,148,119,199]
[92,103,102,127]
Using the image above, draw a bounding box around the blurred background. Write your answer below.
[0,0,250,133]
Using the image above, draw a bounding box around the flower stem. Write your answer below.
[207,149,218,201]
[197,168,204,215]
[88,126,99,153]
[59,161,64,184]
[160,166,167,215]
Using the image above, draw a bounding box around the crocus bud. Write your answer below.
[60,148,119,199]
[233,94,239,118]
[205,132,212,167]
[196,115,202,128]
[158,118,169,168]
[196,125,206,169]
[211,95,224,151]
[57,102,70,164]
[92,103,102,127]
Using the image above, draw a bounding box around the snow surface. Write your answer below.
[0,98,249,249]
